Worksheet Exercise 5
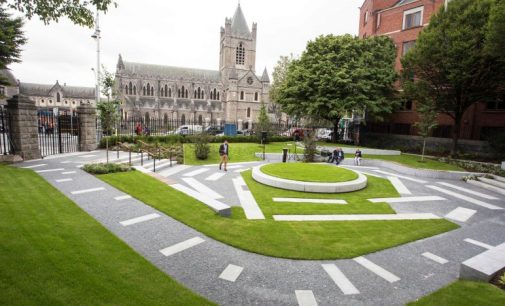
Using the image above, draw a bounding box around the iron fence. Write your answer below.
[38,112,80,157]
[0,106,13,155]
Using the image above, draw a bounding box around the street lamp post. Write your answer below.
[91,10,101,105]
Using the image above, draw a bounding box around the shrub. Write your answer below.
[190,133,211,160]
[83,163,134,175]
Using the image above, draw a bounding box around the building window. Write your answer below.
[181,114,186,125]
[432,125,452,138]
[217,92,220,100]
[145,112,150,123]
[185,89,188,98]
[403,6,423,30]
[72,101,75,105]
[254,92,258,101]
[151,86,154,96]
[143,86,146,96]
[178,89,181,98]
[125,84,129,94]
[146,83,150,95]
[129,82,133,95]
[163,113,168,125]
[165,85,168,97]
[194,90,197,99]
[56,92,61,102]
[364,11,369,25]
[376,13,381,29]
[399,99,413,111]
[198,115,203,125]
[161,87,164,97]
[240,91,244,100]
[247,107,251,118]
[197,87,201,99]
[236,42,245,65]
[402,40,416,56]
[0,86,4,96]
[49,100,52,104]
[486,98,505,110]
[168,87,171,97]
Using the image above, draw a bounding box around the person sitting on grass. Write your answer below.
[219,140,229,171]
[354,148,362,166]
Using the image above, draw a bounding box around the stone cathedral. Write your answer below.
[115,4,271,130]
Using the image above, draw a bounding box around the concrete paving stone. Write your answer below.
[368,196,446,203]
[373,170,427,183]
[21,163,47,169]
[273,198,347,204]
[437,182,499,200]
[120,213,161,226]
[218,264,244,282]
[444,207,476,222]
[321,264,360,295]
[427,185,503,210]
[183,168,210,177]
[353,256,400,283]
[387,176,411,195]
[273,213,440,221]
[182,177,223,199]
[295,290,319,306]
[422,252,449,264]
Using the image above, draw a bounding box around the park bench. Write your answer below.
[460,242,505,281]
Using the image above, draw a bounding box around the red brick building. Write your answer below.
[358,0,505,141]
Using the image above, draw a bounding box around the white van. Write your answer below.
[173,125,203,135]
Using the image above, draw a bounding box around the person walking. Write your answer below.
[337,148,345,165]
[354,148,362,166]
[219,140,229,171]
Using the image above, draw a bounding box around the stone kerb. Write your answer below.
[460,242,505,281]
[251,165,367,193]
[77,103,97,151]
[6,95,41,160]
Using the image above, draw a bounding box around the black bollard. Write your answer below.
[282,148,288,163]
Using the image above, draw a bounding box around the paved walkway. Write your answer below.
[19,150,505,306]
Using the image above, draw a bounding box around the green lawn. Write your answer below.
[0,165,214,306]
[242,170,396,217]
[364,154,464,171]
[260,163,358,182]
[408,280,505,306]
[184,141,303,165]
[100,171,458,259]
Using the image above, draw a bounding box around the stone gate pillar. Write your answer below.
[7,95,41,160]
[77,103,97,151]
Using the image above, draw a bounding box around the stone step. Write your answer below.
[467,179,505,196]
[479,177,505,189]
[460,242,505,281]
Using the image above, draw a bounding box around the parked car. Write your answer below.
[173,124,203,135]
[204,126,223,135]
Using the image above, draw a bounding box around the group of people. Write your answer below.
[134,122,150,136]
[327,147,362,166]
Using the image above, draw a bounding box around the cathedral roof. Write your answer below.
[122,61,221,82]
[231,4,251,38]
[19,82,95,99]
[0,69,18,86]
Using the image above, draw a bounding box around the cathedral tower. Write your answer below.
[219,4,257,80]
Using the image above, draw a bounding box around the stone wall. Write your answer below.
[77,103,97,151]
[6,95,41,160]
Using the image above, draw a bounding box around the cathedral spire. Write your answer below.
[261,67,270,83]
[231,3,251,37]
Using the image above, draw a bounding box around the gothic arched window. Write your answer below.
[146,83,150,95]
[165,85,168,97]
[161,88,164,97]
[143,86,146,96]
[194,90,197,99]
[236,42,245,65]
[217,92,220,100]
[125,85,129,94]
[197,87,201,99]
[247,107,251,118]
[185,89,188,98]
[133,86,136,95]
[129,82,133,95]
[254,92,258,101]
[181,114,186,125]
[178,89,181,98]
[198,115,203,125]
[57,92,61,102]
[168,88,171,97]
[151,86,154,96]
[145,112,150,123]
[240,91,244,100]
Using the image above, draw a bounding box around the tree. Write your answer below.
[402,0,505,156]
[276,34,398,142]
[254,102,271,142]
[0,7,26,85]
[485,0,505,59]
[269,55,294,120]
[1,0,116,28]
[97,67,119,135]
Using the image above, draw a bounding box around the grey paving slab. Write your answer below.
[15,150,505,306]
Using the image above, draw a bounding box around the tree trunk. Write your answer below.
[421,138,426,161]
[451,116,461,157]
[332,119,340,143]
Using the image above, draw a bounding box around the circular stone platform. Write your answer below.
[252,163,367,193]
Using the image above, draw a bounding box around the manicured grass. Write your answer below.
[242,170,396,217]
[184,141,303,165]
[260,162,359,182]
[0,165,214,306]
[100,171,458,259]
[408,280,505,306]
[365,154,464,171]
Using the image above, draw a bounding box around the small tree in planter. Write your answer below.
[255,102,271,143]
[414,102,438,162]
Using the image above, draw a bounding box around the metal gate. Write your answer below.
[0,106,13,155]
[38,111,79,157]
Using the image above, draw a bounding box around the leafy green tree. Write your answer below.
[402,0,505,155]
[97,67,119,135]
[1,0,116,28]
[269,55,293,119]
[485,0,505,59]
[254,102,271,142]
[276,34,398,142]
[0,7,26,85]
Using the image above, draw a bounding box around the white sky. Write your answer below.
[9,0,364,88]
